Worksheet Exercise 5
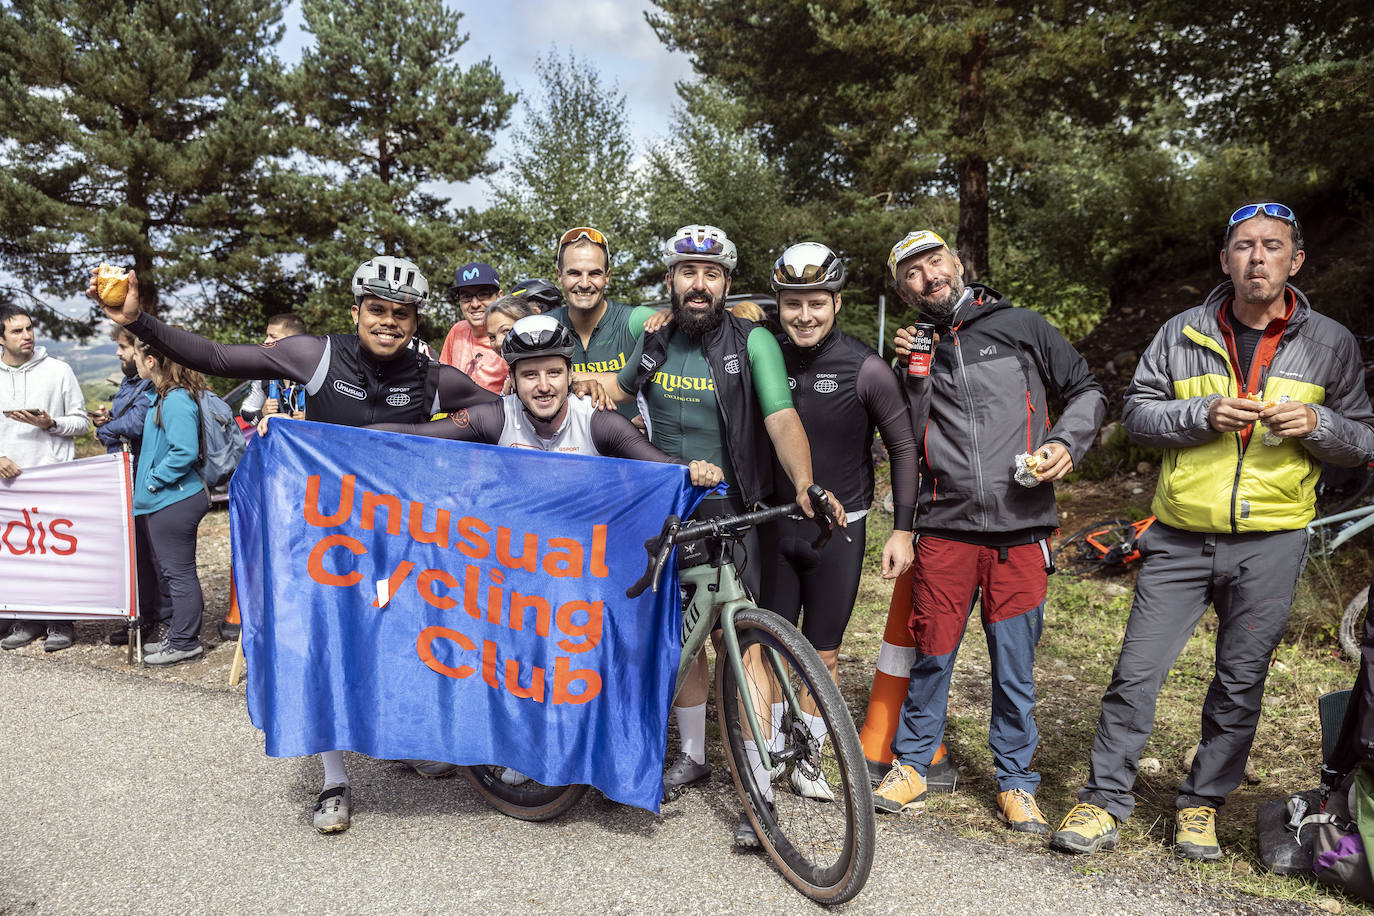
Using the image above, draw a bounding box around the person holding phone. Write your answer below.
[0,303,90,651]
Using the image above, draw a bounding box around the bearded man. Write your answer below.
[595,224,842,803]
[872,230,1106,836]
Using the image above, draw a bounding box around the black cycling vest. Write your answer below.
[305,335,436,427]
[778,329,877,513]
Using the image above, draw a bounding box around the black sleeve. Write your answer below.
[858,355,918,531]
[127,312,327,383]
[434,363,501,412]
[589,409,680,463]
[1027,314,1108,468]
[370,400,505,443]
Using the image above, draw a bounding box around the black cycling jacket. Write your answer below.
[125,313,496,427]
[777,328,918,530]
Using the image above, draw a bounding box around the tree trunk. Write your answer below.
[956,33,989,281]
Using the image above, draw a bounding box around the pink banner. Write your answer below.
[0,453,136,620]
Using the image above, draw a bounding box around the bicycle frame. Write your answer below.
[676,559,794,773]
[1308,503,1374,556]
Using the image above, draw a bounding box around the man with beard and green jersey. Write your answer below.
[588,224,844,814]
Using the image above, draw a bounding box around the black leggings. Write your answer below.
[137,491,209,650]
[759,515,868,651]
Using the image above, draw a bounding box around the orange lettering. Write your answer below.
[555,599,603,653]
[417,626,476,679]
[307,535,364,587]
[505,658,546,702]
[372,561,415,608]
[510,592,551,637]
[409,501,451,547]
[455,516,491,559]
[552,656,601,705]
[542,537,584,577]
[304,475,354,527]
[418,568,459,610]
[496,527,538,573]
[360,490,401,534]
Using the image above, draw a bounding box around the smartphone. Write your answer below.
[4,408,41,417]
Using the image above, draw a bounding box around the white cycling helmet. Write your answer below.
[770,242,845,293]
[663,225,738,271]
[351,255,430,307]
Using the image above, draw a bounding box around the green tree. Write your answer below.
[0,0,287,317]
[471,52,650,302]
[648,0,1171,281]
[639,87,801,294]
[283,0,515,336]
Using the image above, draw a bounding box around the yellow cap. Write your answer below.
[888,230,947,278]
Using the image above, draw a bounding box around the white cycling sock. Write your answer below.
[321,750,349,787]
[800,709,829,747]
[769,702,786,753]
[744,740,775,803]
[674,703,707,765]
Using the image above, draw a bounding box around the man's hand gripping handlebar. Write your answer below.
[626,485,847,599]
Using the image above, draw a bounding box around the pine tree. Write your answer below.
[0,0,288,317]
[471,52,650,302]
[283,0,515,335]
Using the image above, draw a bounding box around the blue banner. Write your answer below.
[229,420,704,812]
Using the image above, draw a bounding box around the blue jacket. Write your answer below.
[133,388,204,516]
[97,373,152,455]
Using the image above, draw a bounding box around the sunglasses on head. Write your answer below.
[558,227,608,249]
[1227,202,1297,228]
[673,236,727,255]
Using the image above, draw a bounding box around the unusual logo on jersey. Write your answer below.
[452,409,470,429]
[333,380,366,401]
[787,377,797,390]
[723,354,741,375]
[813,378,838,394]
[385,393,411,408]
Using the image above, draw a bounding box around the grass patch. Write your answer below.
[836,464,1372,911]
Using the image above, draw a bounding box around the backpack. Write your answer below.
[153,388,248,489]
[195,389,248,487]
[1301,763,1374,901]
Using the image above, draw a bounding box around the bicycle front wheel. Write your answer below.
[459,765,588,822]
[717,608,875,905]
[1341,586,1369,663]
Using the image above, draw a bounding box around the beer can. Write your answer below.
[907,324,936,377]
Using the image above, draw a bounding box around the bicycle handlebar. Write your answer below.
[625,485,847,599]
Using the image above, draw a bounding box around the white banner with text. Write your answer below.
[0,453,136,620]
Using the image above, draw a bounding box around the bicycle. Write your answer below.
[460,486,876,905]
[1052,515,1157,577]
[1307,462,1374,662]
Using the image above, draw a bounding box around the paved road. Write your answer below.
[0,656,1309,915]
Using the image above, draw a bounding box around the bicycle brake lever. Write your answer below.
[626,516,681,599]
[805,484,849,550]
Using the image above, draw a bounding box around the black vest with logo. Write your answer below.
[305,335,435,428]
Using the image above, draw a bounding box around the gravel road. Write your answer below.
[0,654,1316,916]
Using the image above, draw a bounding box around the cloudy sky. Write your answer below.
[280,0,698,209]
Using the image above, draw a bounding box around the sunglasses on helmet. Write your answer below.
[672,235,728,256]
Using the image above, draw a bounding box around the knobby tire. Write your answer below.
[717,608,875,905]
[459,766,588,822]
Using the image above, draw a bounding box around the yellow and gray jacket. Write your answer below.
[1123,282,1374,533]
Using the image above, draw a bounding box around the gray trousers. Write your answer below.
[1079,521,1309,820]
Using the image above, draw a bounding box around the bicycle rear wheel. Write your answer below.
[1341,586,1369,663]
[459,765,587,822]
[717,608,874,905]
[1053,518,1131,576]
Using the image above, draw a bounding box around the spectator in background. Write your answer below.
[440,262,506,394]
[485,295,542,354]
[0,303,90,652]
[239,313,309,424]
[92,325,168,648]
[131,337,211,667]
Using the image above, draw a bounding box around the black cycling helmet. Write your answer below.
[501,314,575,367]
[510,278,564,311]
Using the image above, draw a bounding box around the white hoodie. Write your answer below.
[0,346,89,468]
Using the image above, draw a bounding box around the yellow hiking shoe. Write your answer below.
[997,788,1050,835]
[1049,803,1118,854]
[873,762,927,814]
[1175,806,1222,860]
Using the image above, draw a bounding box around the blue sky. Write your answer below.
[281,0,697,209]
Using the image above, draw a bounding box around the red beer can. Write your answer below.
[907,324,936,377]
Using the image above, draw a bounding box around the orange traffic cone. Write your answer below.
[858,568,958,792]
[218,567,241,642]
